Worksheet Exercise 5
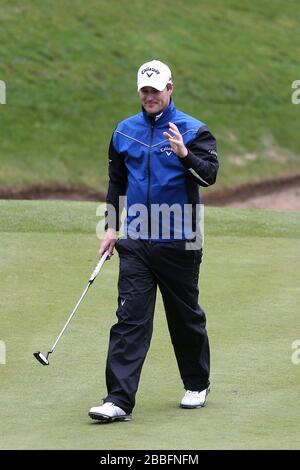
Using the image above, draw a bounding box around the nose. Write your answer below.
[144,90,156,99]
[146,94,156,101]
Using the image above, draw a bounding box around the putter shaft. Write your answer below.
[33,251,109,365]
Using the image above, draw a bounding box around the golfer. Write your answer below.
[89,60,219,422]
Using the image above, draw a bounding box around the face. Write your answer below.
[138,84,173,115]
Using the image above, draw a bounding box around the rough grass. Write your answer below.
[0,0,299,191]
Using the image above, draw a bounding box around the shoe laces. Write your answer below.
[101,401,115,407]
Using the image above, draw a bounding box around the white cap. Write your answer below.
[137,60,173,92]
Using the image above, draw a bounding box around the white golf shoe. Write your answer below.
[89,402,132,423]
[180,388,210,409]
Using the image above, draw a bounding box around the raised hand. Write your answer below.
[163,122,188,158]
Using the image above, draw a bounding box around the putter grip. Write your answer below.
[89,251,109,282]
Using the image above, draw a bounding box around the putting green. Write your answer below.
[0,200,299,449]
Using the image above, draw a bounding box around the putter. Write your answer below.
[33,250,110,366]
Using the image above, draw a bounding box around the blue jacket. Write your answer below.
[106,100,218,241]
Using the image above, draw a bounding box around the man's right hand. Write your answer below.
[99,228,117,258]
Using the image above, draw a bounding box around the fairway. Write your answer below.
[0,200,299,450]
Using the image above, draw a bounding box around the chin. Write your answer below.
[146,106,160,115]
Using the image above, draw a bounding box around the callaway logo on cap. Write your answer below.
[137,60,173,92]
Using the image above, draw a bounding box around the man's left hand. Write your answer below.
[163,122,188,159]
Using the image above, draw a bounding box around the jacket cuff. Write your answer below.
[105,209,121,232]
[179,149,200,170]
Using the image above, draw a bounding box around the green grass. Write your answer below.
[0,200,299,450]
[0,0,299,192]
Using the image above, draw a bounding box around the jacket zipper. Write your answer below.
[147,125,154,241]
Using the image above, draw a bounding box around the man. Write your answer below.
[89,60,219,423]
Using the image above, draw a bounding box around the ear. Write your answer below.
[167,83,174,94]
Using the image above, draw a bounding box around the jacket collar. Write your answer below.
[142,99,176,127]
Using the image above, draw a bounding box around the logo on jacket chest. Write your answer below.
[160,146,174,156]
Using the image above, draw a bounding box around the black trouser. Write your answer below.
[104,238,210,414]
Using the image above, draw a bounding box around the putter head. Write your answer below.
[33,351,49,366]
